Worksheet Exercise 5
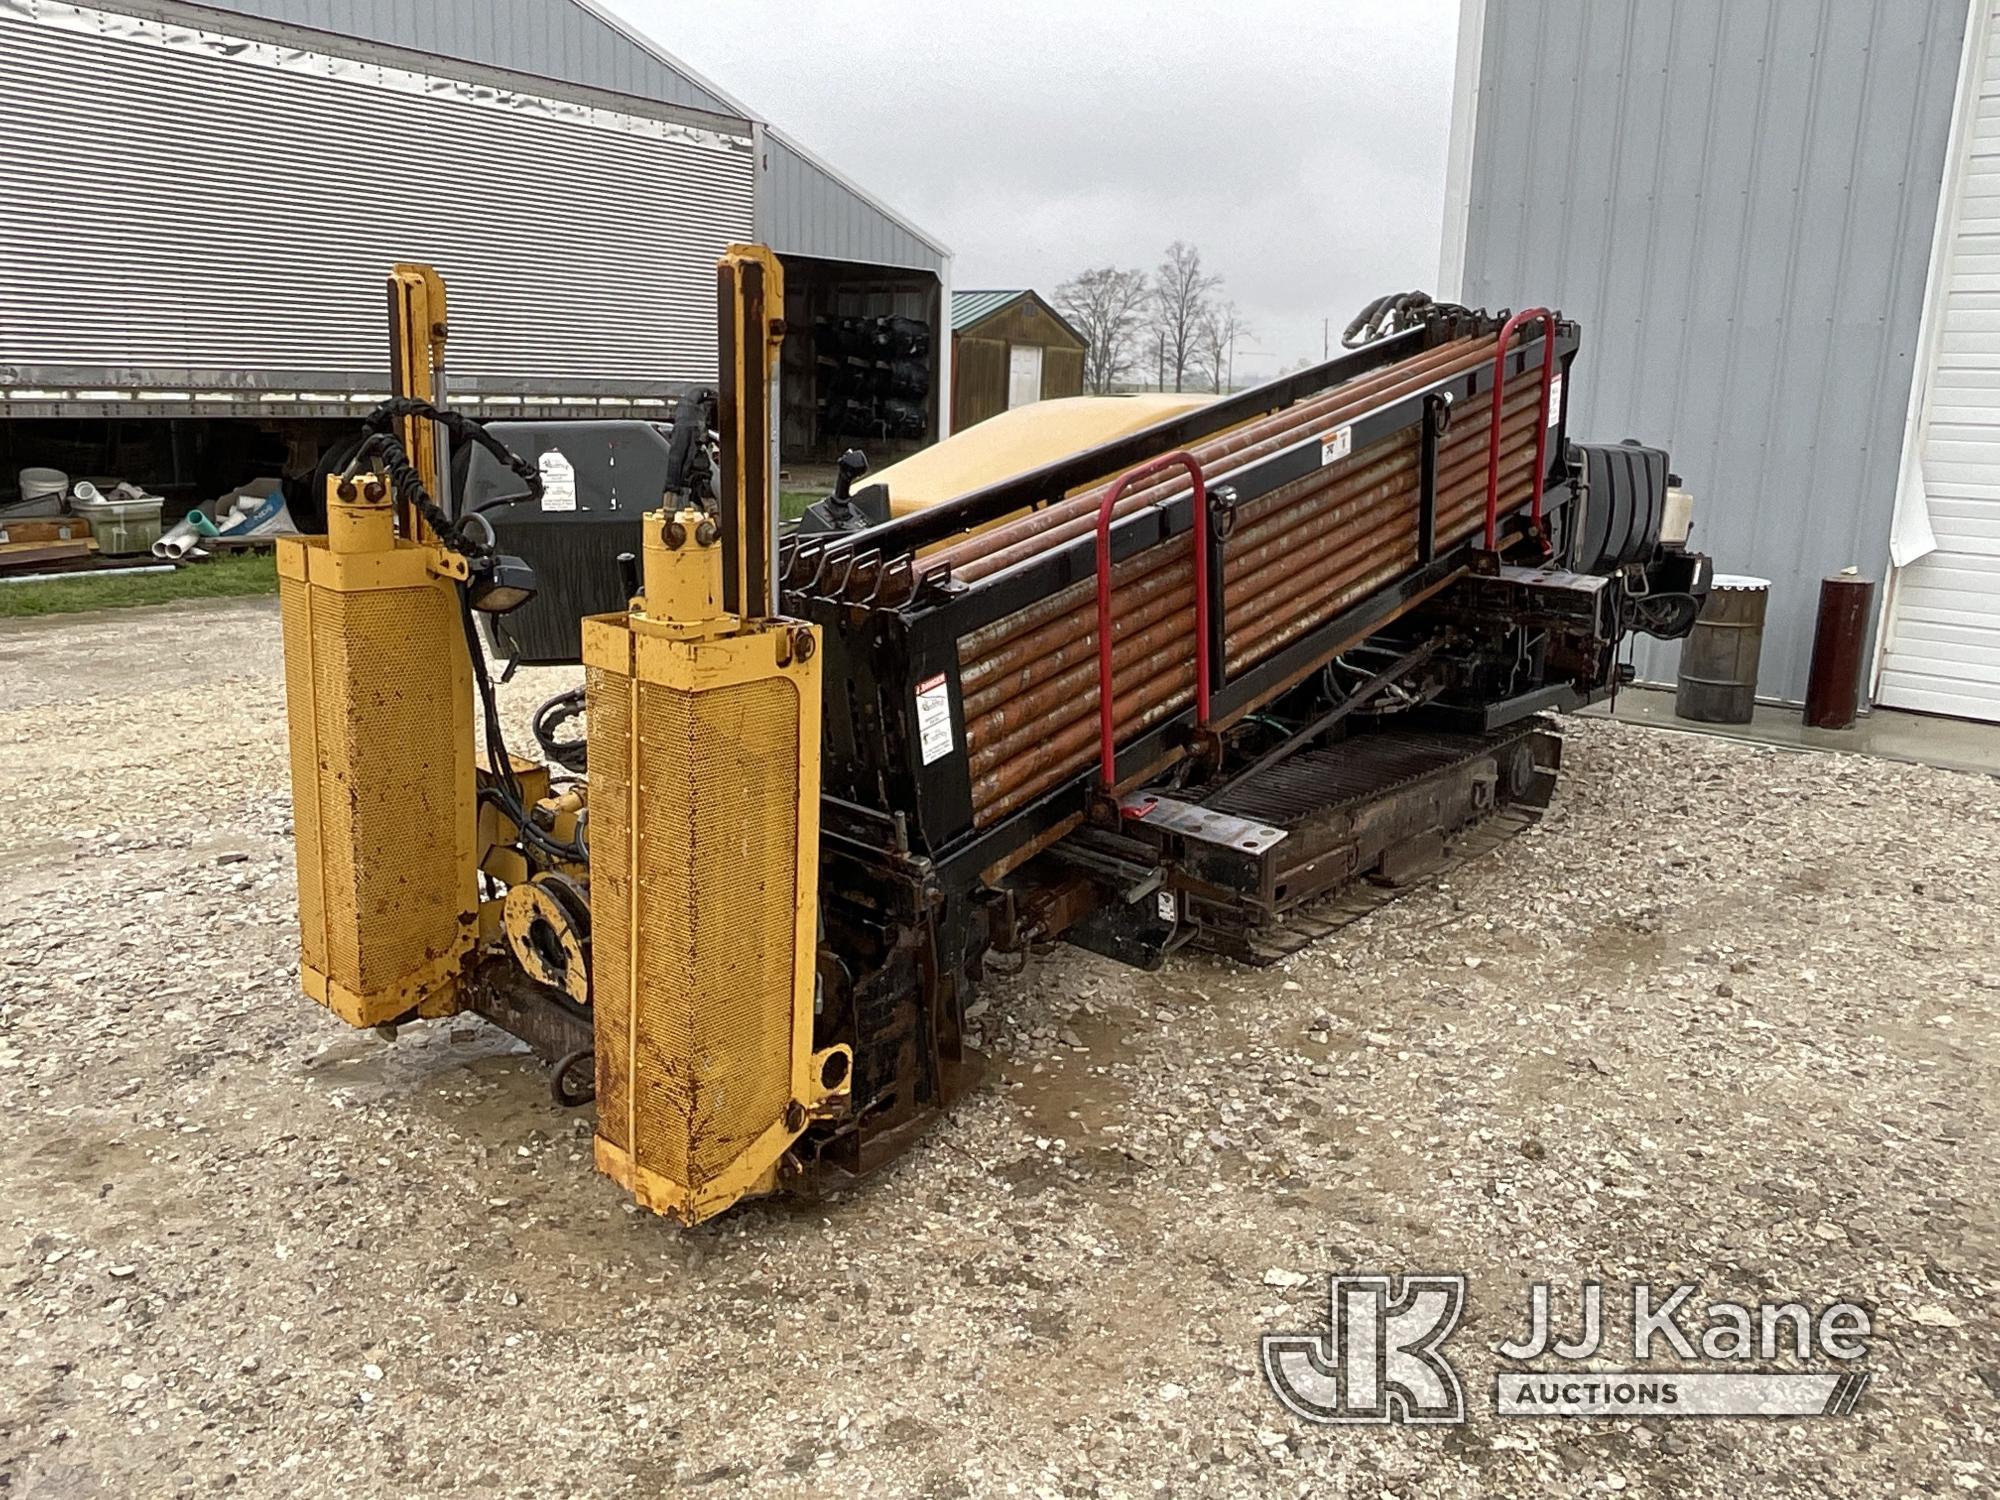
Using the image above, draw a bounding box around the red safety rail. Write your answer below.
[1483,307,1559,549]
[1096,451,1209,790]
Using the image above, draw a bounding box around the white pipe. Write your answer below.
[154,516,205,558]
[0,563,175,585]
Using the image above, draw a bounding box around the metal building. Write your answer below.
[1444,0,2000,718]
[0,0,950,497]
[949,291,1087,432]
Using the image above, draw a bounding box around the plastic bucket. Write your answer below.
[19,467,67,501]
[10,468,69,516]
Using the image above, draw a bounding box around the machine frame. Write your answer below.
[275,250,1709,1221]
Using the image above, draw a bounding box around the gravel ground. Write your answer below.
[2,596,1996,1498]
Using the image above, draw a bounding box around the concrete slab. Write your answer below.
[1585,684,2000,778]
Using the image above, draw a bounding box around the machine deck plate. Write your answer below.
[1175,720,1561,965]
[1208,805,1541,964]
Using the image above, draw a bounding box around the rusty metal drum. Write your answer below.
[1675,574,1770,724]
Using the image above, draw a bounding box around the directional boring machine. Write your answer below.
[279,251,1709,1224]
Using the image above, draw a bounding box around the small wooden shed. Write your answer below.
[951,290,1087,432]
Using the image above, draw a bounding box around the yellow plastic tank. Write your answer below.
[869,394,1213,546]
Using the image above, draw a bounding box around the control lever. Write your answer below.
[792,449,886,536]
[616,550,640,604]
[828,448,869,522]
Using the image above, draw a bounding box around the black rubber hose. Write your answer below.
[662,388,718,508]
[549,1046,596,1108]
[348,399,543,552]
[532,686,589,773]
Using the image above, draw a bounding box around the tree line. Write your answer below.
[1053,242,1252,396]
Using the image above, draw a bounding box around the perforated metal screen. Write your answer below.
[589,668,800,1193]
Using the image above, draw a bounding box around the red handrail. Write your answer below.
[1483,307,1559,549]
[1096,451,1208,791]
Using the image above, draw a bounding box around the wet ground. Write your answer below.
[1,596,1996,1497]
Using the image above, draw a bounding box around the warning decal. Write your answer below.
[915,673,956,765]
[1319,425,1353,466]
[538,449,578,511]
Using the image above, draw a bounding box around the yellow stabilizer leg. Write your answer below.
[277,474,477,1028]
[582,508,847,1224]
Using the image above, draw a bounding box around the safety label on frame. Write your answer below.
[538,449,578,510]
[915,673,956,764]
[1319,425,1353,467]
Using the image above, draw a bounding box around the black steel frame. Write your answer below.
[791,315,1581,895]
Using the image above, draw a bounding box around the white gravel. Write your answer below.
[1,596,1996,1498]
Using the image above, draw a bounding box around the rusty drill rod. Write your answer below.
[962,407,1546,803]
[944,350,1488,583]
[1215,411,1543,615]
[1226,459,1540,661]
[934,336,1500,581]
[968,627,1210,777]
[958,440,1418,699]
[1223,553,1419,676]
[960,412,1536,748]
[956,433,1423,668]
[975,526,1427,805]
[961,401,1541,721]
[970,513,1419,769]
[1228,474,1539,673]
[953,370,1542,669]
[962,450,1431,726]
[978,543,1425,819]
[979,468,1538,825]
[1227,529,1428,664]
[964,564,1195,723]
[957,377,1539,683]
[928,335,1485,577]
[1035,464,1536,789]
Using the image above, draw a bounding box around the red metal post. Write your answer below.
[1096,451,1208,790]
[1484,307,1559,549]
[1802,573,1876,730]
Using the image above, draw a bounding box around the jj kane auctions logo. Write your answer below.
[1262,1276,1872,1424]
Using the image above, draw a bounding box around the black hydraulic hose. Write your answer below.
[532,686,589,773]
[348,398,544,550]
[662,388,719,507]
[549,1046,596,1107]
[458,591,586,866]
[1342,290,1477,349]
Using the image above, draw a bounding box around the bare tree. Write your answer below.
[1053,267,1151,394]
[1150,241,1221,393]
[1195,300,1251,393]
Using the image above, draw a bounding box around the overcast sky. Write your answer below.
[606,0,1463,380]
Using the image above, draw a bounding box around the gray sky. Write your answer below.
[607,0,1463,381]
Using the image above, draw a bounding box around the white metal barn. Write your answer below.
[0,0,951,486]
[1446,0,2000,720]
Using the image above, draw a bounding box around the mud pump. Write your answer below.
[278,253,1709,1224]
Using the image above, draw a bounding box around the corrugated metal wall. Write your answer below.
[761,133,946,274]
[188,0,949,277]
[1877,2,2000,722]
[1457,0,1968,701]
[1,1,751,394]
[189,0,737,113]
